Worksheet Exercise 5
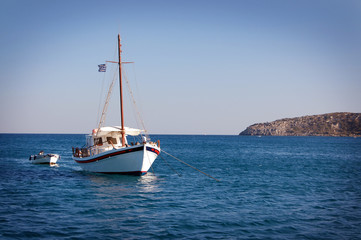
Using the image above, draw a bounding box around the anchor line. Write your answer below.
[161,150,221,182]
[159,154,182,177]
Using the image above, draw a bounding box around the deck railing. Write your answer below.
[72,141,145,158]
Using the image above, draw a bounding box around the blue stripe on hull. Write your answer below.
[146,146,160,155]
[74,146,144,163]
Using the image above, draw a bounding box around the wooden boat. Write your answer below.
[72,35,160,175]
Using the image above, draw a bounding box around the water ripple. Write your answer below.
[1,135,361,239]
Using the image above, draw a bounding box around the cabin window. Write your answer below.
[107,137,117,145]
[94,137,103,146]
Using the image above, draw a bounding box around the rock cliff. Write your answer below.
[239,112,361,137]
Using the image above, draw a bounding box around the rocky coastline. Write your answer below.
[239,112,361,137]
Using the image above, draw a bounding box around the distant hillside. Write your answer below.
[239,112,361,137]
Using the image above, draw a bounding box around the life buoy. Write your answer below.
[157,140,160,148]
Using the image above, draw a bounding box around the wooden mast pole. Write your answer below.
[118,34,125,147]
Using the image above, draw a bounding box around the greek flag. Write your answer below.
[98,64,106,72]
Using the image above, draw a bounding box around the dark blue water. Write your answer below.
[1,134,361,239]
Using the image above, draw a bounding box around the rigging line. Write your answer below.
[95,64,107,127]
[161,150,221,182]
[96,43,118,128]
[96,65,118,134]
[159,154,182,177]
[122,67,149,139]
[131,63,144,122]
[123,68,144,131]
[122,67,142,133]
[130,63,148,139]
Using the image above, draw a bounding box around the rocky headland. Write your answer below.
[239,112,361,137]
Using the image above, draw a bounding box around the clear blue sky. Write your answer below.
[1,0,360,134]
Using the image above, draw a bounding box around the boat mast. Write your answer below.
[118,34,126,147]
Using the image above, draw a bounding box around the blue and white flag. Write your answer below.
[98,64,106,72]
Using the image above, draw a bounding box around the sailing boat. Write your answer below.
[72,35,160,175]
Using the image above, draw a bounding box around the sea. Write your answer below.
[0,134,360,239]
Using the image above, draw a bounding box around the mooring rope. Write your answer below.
[161,150,221,182]
[160,154,182,177]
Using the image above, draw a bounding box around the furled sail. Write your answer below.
[93,126,143,137]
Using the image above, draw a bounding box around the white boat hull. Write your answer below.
[29,154,60,164]
[73,143,160,175]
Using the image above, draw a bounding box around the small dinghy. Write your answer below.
[29,151,60,165]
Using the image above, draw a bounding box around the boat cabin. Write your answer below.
[73,126,143,158]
